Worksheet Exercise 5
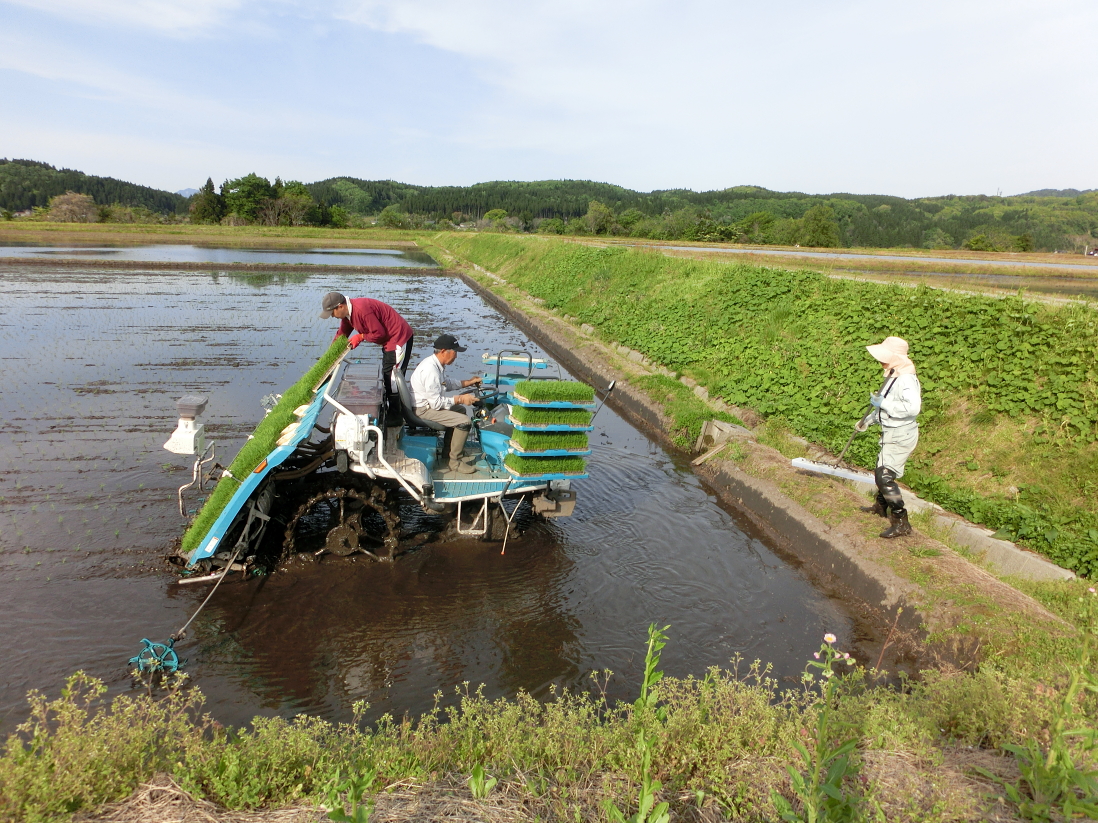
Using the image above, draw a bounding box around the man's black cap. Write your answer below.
[319,291,346,319]
[433,333,467,352]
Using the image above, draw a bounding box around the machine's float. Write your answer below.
[165,342,599,581]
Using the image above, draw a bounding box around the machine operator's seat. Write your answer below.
[391,366,447,435]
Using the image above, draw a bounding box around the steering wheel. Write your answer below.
[473,384,500,402]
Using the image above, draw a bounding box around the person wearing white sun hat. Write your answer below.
[859,335,921,538]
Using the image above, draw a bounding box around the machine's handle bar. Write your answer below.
[493,349,534,389]
[320,374,424,503]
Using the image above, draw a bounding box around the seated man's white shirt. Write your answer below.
[410,354,463,410]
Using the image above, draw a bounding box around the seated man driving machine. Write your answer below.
[408,334,483,475]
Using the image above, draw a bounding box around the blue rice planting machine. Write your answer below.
[166,350,601,581]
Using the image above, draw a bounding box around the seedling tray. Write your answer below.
[504,467,589,481]
[508,415,593,432]
[509,392,596,410]
[507,439,591,457]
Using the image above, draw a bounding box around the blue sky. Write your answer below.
[1,1,1095,198]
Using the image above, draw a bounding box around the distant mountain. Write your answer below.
[1017,188,1097,198]
[176,188,199,198]
[0,159,188,214]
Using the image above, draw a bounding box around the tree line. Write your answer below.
[0,159,187,215]
[4,158,1096,252]
[188,174,348,227]
[317,178,1098,251]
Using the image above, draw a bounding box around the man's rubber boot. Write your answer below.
[448,458,476,475]
[880,509,912,538]
[861,494,889,518]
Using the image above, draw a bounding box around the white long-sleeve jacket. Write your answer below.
[875,373,921,427]
[409,354,464,410]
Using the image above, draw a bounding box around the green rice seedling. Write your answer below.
[181,338,347,554]
[511,431,589,452]
[511,406,592,427]
[513,380,595,404]
[504,454,586,475]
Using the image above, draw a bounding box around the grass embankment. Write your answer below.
[432,233,1098,578]
[178,339,347,557]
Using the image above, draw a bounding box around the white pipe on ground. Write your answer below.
[790,457,875,485]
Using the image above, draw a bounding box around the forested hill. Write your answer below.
[304,178,648,220]
[308,177,1098,251]
[3,157,1096,252]
[0,159,188,214]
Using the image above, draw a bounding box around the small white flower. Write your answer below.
[824,633,837,644]
[813,652,820,659]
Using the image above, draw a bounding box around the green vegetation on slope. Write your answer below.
[437,233,1098,576]
[179,339,347,556]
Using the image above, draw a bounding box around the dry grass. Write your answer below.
[861,747,1024,822]
[73,774,314,823]
[73,773,595,823]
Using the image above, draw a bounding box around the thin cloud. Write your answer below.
[1,0,244,35]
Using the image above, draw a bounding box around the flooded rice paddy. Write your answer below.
[0,263,851,735]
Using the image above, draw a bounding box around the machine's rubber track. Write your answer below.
[282,479,401,560]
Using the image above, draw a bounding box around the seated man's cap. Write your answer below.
[319,291,346,319]
[433,333,467,352]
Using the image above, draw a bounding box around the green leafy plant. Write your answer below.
[978,588,1098,820]
[771,634,860,823]
[605,624,671,823]
[504,454,586,475]
[325,769,377,823]
[510,406,592,427]
[511,430,589,452]
[513,380,595,403]
[467,763,498,799]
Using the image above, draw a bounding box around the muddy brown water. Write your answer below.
[0,264,852,735]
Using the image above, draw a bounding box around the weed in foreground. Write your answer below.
[325,769,377,823]
[771,634,860,823]
[467,763,498,799]
[604,623,671,823]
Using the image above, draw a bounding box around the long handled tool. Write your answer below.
[831,406,875,468]
[833,367,897,466]
[792,369,896,479]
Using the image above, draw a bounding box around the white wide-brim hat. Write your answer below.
[866,336,909,363]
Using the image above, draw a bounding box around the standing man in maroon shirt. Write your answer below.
[319,291,414,423]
